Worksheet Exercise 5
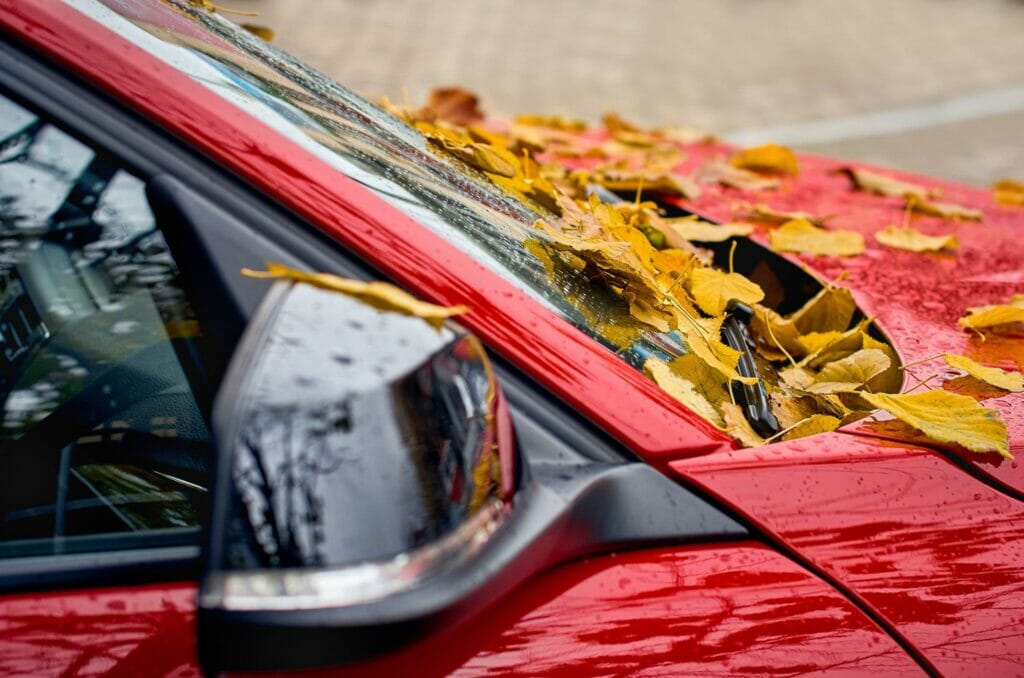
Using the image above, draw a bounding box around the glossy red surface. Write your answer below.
[0,0,731,463]
[672,435,1024,676]
[0,582,197,676]
[295,543,920,677]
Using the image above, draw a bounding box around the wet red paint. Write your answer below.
[285,543,920,677]
[0,582,197,676]
[671,435,1024,676]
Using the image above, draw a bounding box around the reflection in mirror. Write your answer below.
[204,282,513,610]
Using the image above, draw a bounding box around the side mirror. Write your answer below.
[198,278,745,673]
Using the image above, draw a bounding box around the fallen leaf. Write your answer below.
[769,219,865,257]
[807,348,891,393]
[687,267,765,316]
[513,114,587,131]
[941,375,1012,401]
[837,167,931,200]
[861,390,1010,458]
[993,179,1024,206]
[645,358,723,426]
[242,263,468,328]
[790,285,858,335]
[944,353,1024,392]
[670,353,731,405]
[595,169,701,200]
[696,157,780,191]
[239,23,274,41]
[744,204,826,227]
[425,87,485,126]
[782,414,841,441]
[661,218,753,245]
[959,295,1024,332]
[874,225,958,252]
[906,195,983,221]
[730,144,799,176]
[720,402,765,447]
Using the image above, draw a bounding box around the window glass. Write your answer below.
[0,90,208,557]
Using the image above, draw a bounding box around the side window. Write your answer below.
[0,90,209,558]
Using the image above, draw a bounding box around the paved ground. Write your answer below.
[227,0,1024,186]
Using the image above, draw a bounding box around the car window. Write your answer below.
[0,90,208,558]
[73,0,685,375]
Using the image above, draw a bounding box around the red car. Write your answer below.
[1,1,1023,675]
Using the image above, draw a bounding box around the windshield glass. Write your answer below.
[72,0,680,372]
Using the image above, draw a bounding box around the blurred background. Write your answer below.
[226,0,1024,186]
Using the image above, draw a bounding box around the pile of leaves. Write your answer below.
[377,87,1020,458]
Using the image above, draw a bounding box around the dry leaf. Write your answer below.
[425,87,485,126]
[242,263,468,328]
[240,23,274,41]
[645,358,724,427]
[837,167,930,200]
[595,170,701,200]
[687,267,765,316]
[720,402,766,447]
[993,179,1024,206]
[906,195,983,221]
[790,285,857,335]
[807,348,891,393]
[944,354,1024,393]
[861,390,1010,458]
[661,219,753,244]
[696,157,780,191]
[782,414,841,441]
[513,114,587,131]
[744,204,826,227]
[959,295,1024,332]
[769,219,865,257]
[729,144,799,176]
[875,225,958,252]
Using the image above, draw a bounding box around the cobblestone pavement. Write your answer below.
[227,0,1024,186]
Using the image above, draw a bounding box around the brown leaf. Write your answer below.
[425,87,485,126]
[729,143,799,176]
[993,179,1024,207]
[944,353,1024,392]
[695,157,780,191]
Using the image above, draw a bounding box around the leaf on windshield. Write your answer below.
[769,219,865,257]
[242,263,468,328]
[959,295,1024,332]
[906,195,983,221]
[806,348,891,394]
[837,167,931,200]
[720,402,766,447]
[661,218,753,244]
[875,225,958,252]
[944,353,1024,393]
[993,179,1024,206]
[781,414,841,441]
[729,143,799,176]
[645,358,724,427]
[861,390,1011,458]
[696,157,781,191]
[687,267,765,316]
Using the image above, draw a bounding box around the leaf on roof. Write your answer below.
[729,144,799,176]
[241,263,468,328]
[696,157,781,191]
[875,225,958,252]
[944,354,1024,393]
[993,179,1024,206]
[769,219,865,257]
[861,390,1011,459]
[837,167,931,200]
[906,195,983,221]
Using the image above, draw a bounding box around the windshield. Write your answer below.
[71,0,682,372]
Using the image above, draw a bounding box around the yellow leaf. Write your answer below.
[801,319,874,369]
[944,354,1024,393]
[695,158,780,191]
[993,179,1024,206]
[513,114,587,131]
[861,390,1010,458]
[807,348,891,393]
[797,331,845,356]
[862,334,904,393]
[661,219,753,244]
[875,225,958,252]
[645,358,723,427]
[686,267,765,316]
[240,23,274,41]
[906,195,983,221]
[241,263,468,328]
[769,219,865,257]
[595,169,701,200]
[782,414,841,441]
[670,353,731,406]
[684,324,756,385]
[729,143,799,176]
[959,295,1024,331]
[744,204,826,227]
[790,285,858,335]
[837,167,931,200]
[720,402,765,447]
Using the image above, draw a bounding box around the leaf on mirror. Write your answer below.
[837,167,931,200]
[661,218,753,244]
[906,195,983,221]
[959,295,1024,332]
[242,263,469,328]
[645,358,724,427]
[944,354,1024,393]
[861,390,1011,459]
[875,225,958,252]
[993,179,1024,206]
[769,219,865,257]
[729,144,799,176]
[686,267,765,316]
